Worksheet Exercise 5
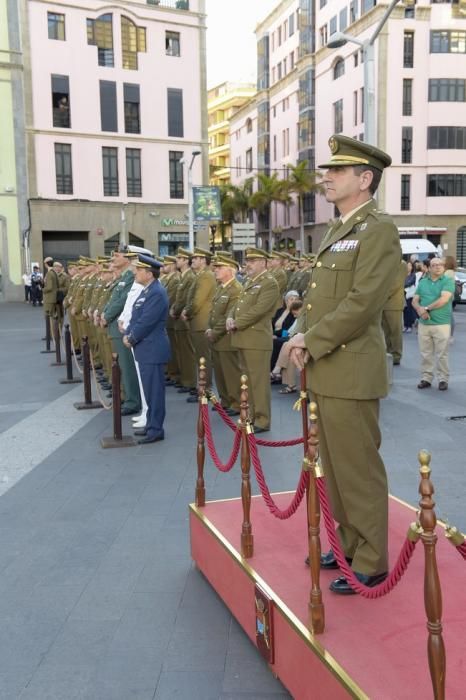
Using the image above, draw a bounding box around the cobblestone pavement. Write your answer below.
[0,302,465,699]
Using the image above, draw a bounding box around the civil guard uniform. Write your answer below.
[297,135,401,591]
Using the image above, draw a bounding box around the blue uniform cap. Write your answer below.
[136,254,164,270]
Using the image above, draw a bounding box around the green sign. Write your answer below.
[193,186,221,221]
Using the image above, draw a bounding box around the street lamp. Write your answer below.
[327,0,404,145]
[180,150,201,251]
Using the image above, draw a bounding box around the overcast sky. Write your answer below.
[205,0,277,88]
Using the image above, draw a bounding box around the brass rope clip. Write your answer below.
[200,396,209,405]
[301,457,311,473]
[445,525,465,547]
[245,421,254,435]
[407,521,423,543]
[313,458,324,479]
[292,390,308,412]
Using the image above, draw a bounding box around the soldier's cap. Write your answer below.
[44,256,54,264]
[176,247,192,259]
[214,249,233,258]
[118,244,153,256]
[270,250,289,260]
[304,253,317,262]
[212,254,239,270]
[290,256,300,263]
[97,256,110,263]
[135,254,163,270]
[192,247,212,259]
[163,255,177,264]
[79,256,96,265]
[101,263,113,272]
[318,134,392,172]
[244,247,270,261]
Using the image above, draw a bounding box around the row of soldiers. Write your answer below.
[59,245,316,432]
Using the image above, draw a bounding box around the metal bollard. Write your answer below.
[60,325,82,384]
[101,354,135,448]
[73,337,101,410]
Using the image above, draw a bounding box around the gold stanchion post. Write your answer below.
[240,374,253,559]
[418,450,446,700]
[307,401,325,634]
[195,357,207,507]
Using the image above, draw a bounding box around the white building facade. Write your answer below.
[230,0,466,258]
[23,0,207,262]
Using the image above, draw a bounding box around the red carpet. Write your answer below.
[190,493,465,699]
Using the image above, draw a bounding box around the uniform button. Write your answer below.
[341,344,346,349]
[331,263,336,269]
[307,304,312,310]
[316,261,322,268]
[311,282,316,288]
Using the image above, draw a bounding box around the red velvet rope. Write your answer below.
[213,402,304,447]
[247,434,308,519]
[315,477,418,598]
[201,404,241,473]
[457,542,466,560]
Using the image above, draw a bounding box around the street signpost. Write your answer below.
[232,223,256,251]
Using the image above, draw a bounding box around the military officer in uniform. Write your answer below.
[287,135,401,593]
[382,260,408,365]
[227,248,279,432]
[171,248,196,393]
[207,254,243,416]
[182,247,216,401]
[42,256,58,322]
[268,251,289,299]
[161,255,180,385]
[124,255,170,444]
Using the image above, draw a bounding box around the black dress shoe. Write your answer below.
[137,434,164,444]
[121,407,140,416]
[100,383,112,390]
[133,428,147,436]
[329,571,388,595]
[254,426,270,434]
[177,387,190,393]
[165,379,176,386]
[106,392,113,398]
[189,388,198,396]
[438,381,448,391]
[186,396,198,403]
[304,550,353,569]
[417,380,431,389]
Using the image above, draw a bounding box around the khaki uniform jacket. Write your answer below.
[63,275,79,309]
[383,260,408,311]
[298,200,401,400]
[208,279,242,350]
[72,274,93,320]
[231,272,280,351]
[184,269,216,331]
[42,268,58,303]
[172,268,195,330]
[164,272,180,331]
[271,268,287,297]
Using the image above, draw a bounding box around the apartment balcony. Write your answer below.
[146,0,190,10]
[208,120,229,135]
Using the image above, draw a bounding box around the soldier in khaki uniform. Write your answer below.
[206,255,243,416]
[171,248,196,392]
[382,260,408,365]
[288,135,401,594]
[182,247,216,400]
[227,248,280,432]
[162,256,180,385]
[42,257,59,321]
[268,251,288,299]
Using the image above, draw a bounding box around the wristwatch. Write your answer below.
[425,306,430,312]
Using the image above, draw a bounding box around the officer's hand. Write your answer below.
[287,332,306,349]
[205,329,213,341]
[118,320,124,332]
[181,310,188,322]
[290,347,309,371]
[122,335,130,348]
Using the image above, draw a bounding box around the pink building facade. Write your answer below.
[230,0,466,259]
[24,0,207,261]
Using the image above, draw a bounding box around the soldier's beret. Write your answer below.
[318,134,392,172]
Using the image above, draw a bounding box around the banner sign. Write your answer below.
[193,186,222,221]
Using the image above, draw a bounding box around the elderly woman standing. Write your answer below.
[270,290,300,380]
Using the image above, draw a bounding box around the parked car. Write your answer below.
[455,269,466,304]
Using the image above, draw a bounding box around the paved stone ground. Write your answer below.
[0,302,465,699]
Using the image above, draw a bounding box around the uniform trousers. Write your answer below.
[110,336,141,411]
[166,328,180,381]
[381,310,403,363]
[191,330,212,389]
[138,363,165,438]
[132,349,148,418]
[418,323,450,383]
[212,348,241,411]
[237,348,272,429]
[314,394,389,576]
[175,328,196,389]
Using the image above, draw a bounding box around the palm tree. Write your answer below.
[286,161,323,253]
[218,179,253,249]
[249,173,290,251]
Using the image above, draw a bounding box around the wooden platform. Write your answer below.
[190,493,465,699]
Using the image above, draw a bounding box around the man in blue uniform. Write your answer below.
[123,256,170,445]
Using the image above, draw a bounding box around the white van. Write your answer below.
[400,238,438,261]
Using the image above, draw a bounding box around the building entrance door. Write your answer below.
[42,231,89,268]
